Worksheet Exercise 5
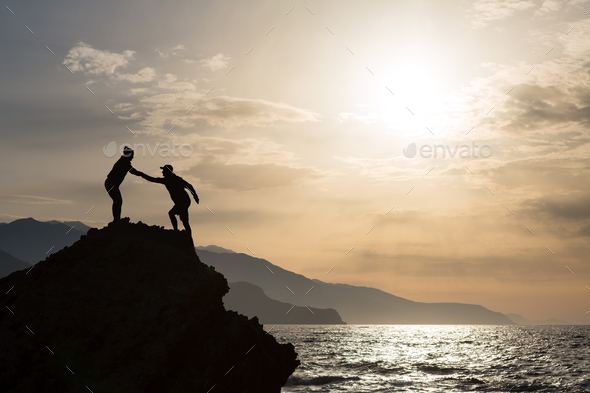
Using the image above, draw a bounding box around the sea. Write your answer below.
[267,325,590,392]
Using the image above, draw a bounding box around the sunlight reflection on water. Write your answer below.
[270,325,590,392]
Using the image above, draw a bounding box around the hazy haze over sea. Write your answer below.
[269,325,590,392]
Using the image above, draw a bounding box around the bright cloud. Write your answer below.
[200,53,230,71]
[115,67,157,83]
[157,74,196,91]
[469,0,536,28]
[63,42,134,75]
[534,0,562,15]
[0,195,73,205]
[137,92,318,131]
[63,43,157,84]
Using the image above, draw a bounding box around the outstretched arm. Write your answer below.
[185,181,199,204]
[137,172,165,184]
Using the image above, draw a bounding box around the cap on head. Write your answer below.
[122,146,134,158]
[160,164,174,174]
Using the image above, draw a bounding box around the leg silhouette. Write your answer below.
[106,182,122,222]
[168,208,178,231]
[179,210,191,239]
[105,148,136,223]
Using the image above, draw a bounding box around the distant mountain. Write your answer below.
[0,218,86,264]
[197,249,515,325]
[506,313,571,326]
[195,245,236,254]
[225,281,345,324]
[46,220,91,233]
[0,250,31,279]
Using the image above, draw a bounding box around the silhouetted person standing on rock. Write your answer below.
[135,165,199,239]
[105,146,139,222]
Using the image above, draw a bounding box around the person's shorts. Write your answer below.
[170,203,190,215]
[104,179,118,193]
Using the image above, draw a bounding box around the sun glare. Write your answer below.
[393,61,447,113]
[369,58,451,135]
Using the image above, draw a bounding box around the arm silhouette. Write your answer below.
[137,172,165,184]
[184,180,199,204]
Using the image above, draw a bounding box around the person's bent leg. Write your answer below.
[179,209,191,239]
[169,208,178,231]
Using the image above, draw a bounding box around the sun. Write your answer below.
[367,58,451,135]
[393,61,447,111]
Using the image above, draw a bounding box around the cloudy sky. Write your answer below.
[1,0,589,323]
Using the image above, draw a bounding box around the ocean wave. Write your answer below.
[279,326,590,392]
[339,360,406,374]
[416,364,465,375]
[440,377,486,385]
[285,375,361,386]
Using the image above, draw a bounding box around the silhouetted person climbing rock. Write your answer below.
[105,146,139,222]
[135,165,199,239]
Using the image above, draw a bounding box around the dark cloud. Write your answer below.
[501,84,590,131]
[526,193,590,221]
[350,248,568,283]
[576,225,590,237]
[482,157,590,189]
[508,193,590,239]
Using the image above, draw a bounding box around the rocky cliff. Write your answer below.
[0,220,299,393]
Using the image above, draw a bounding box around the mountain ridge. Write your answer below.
[45,220,92,233]
[0,218,85,264]
[506,313,572,326]
[225,281,346,324]
[195,245,236,254]
[196,249,515,325]
[0,250,31,279]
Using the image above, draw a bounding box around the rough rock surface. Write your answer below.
[0,220,299,393]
